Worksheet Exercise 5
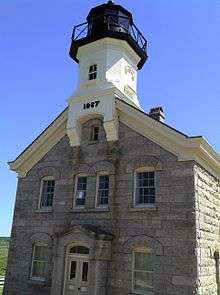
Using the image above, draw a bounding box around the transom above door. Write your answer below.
[64,246,89,295]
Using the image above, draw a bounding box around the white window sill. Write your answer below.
[71,207,109,213]
[35,208,53,213]
[94,207,109,212]
[130,205,157,212]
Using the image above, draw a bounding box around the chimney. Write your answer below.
[149,107,165,123]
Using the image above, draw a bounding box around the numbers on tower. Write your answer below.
[83,100,100,110]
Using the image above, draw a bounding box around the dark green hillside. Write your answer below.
[0,237,10,276]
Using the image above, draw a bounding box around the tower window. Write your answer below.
[89,64,97,80]
[91,126,99,142]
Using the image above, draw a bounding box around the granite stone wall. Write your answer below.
[4,119,198,295]
[195,165,220,295]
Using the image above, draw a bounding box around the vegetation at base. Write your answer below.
[0,237,10,277]
[0,286,3,295]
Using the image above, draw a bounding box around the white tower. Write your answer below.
[67,1,148,146]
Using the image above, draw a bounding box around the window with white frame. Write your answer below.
[90,126,99,142]
[31,244,50,281]
[97,174,109,206]
[135,170,155,206]
[88,64,97,80]
[75,176,87,206]
[39,178,55,208]
[133,248,154,295]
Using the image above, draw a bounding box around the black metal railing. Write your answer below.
[71,14,147,52]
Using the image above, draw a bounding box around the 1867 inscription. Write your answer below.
[83,100,100,110]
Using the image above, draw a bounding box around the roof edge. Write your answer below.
[116,98,220,180]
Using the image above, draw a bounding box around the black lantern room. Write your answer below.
[69,1,148,70]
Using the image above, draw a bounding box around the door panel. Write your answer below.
[65,257,89,295]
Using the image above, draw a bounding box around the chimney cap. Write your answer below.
[150,106,164,113]
[149,106,165,122]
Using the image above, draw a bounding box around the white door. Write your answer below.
[64,246,89,295]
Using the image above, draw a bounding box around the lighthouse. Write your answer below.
[5,2,220,295]
[67,1,147,146]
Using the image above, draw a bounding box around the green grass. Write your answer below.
[0,286,3,295]
[0,237,10,277]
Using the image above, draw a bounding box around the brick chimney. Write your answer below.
[149,107,165,123]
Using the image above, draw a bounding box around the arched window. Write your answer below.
[132,247,154,294]
[69,246,89,255]
[30,243,50,281]
[88,64,98,80]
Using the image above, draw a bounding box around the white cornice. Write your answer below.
[116,99,220,180]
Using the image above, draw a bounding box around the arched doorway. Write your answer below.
[64,245,89,295]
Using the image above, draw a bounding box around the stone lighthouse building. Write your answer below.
[4,1,220,295]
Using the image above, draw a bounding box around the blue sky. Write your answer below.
[0,0,220,237]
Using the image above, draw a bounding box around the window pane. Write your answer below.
[69,261,77,280]
[69,246,89,255]
[99,175,109,189]
[133,251,154,294]
[135,252,154,271]
[76,191,86,206]
[89,64,97,80]
[134,271,153,290]
[82,262,88,282]
[77,177,87,189]
[32,261,47,278]
[34,246,50,260]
